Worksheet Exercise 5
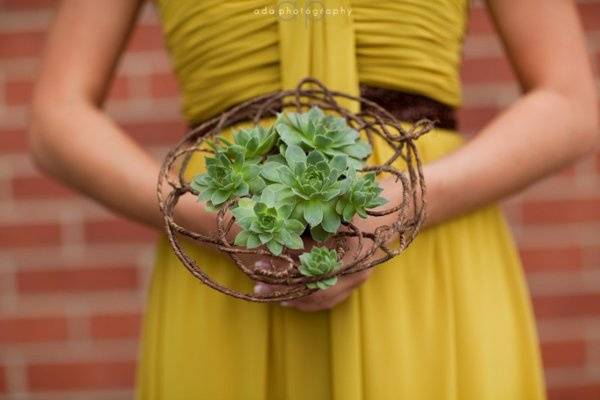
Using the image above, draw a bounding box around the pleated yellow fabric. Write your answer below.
[154,0,465,123]
[137,1,546,399]
[277,0,359,111]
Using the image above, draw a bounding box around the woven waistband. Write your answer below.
[189,84,457,131]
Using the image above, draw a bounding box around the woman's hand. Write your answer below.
[254,241,373,312]
[256,268,372,312]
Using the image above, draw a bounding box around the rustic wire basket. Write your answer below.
[157,77,433,302]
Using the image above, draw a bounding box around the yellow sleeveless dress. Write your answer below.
[137,1,546,399]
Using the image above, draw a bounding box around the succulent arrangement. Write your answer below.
[159,78,430,302]
[191,106,387,289]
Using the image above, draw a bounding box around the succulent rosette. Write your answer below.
[275,106,372,169]
[231,125,277,160]
[231,188,305,256]
[260,145,352,241]
[298,247,340,289]
[191,145,265,210]
[336,171,388,222]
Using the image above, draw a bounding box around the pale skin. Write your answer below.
[30,0,598,312]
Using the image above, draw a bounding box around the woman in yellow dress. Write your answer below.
[29,0,597,399]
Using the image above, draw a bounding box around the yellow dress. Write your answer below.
[137,1,546,399]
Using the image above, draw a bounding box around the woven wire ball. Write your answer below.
[157,78,433,302]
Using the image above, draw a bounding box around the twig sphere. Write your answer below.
[157,77,432,302]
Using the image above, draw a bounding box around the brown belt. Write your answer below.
[190,84,457,131]
[359,84,457,130]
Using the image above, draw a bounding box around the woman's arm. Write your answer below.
[281,0,599,311]
[424,0,598,226]
[28,0,210,232]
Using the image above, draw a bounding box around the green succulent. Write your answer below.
[275,106,372,169]
[191,145,265,210]
[298,247,340,289]
[261,145,352,241]
[336,172,387,222]
[207,125,276,161]
[231,188,305,255]
[232,125,277,160]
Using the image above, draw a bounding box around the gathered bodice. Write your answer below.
[154,0,468,124]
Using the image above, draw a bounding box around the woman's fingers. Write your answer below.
[294,269,370,305]
[252,248,373,312]
[252,260,280,296]
[285,289,352,311]
[281,269,371,311]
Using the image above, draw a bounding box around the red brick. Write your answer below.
[0,366,6,393]
[127,25,164,52]
[466,7,494,35]
[150,72,180,98]
[11,175,75,199]
[541,340,586,368]
[107,76,129,100]
[533,294,600,319]
[0,31,46,58]
[548,384,600,400]
[83,218,156,244]
[0,222,61,248]
[121,120,186,146]
[461,57,515,84]
[522,198,600,224]
[583,245,600,268]
[17,265,139,294]
[27,361,135,391]
[0,0,55,9]
[457,106,499,133]
[579,3,600,31]
[519,246,582,273]
[90,313,141,339]
[0,316,68,343]
[5,79,33,106]
[0,128,28,152]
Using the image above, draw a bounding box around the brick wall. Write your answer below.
[0,1,599,399]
